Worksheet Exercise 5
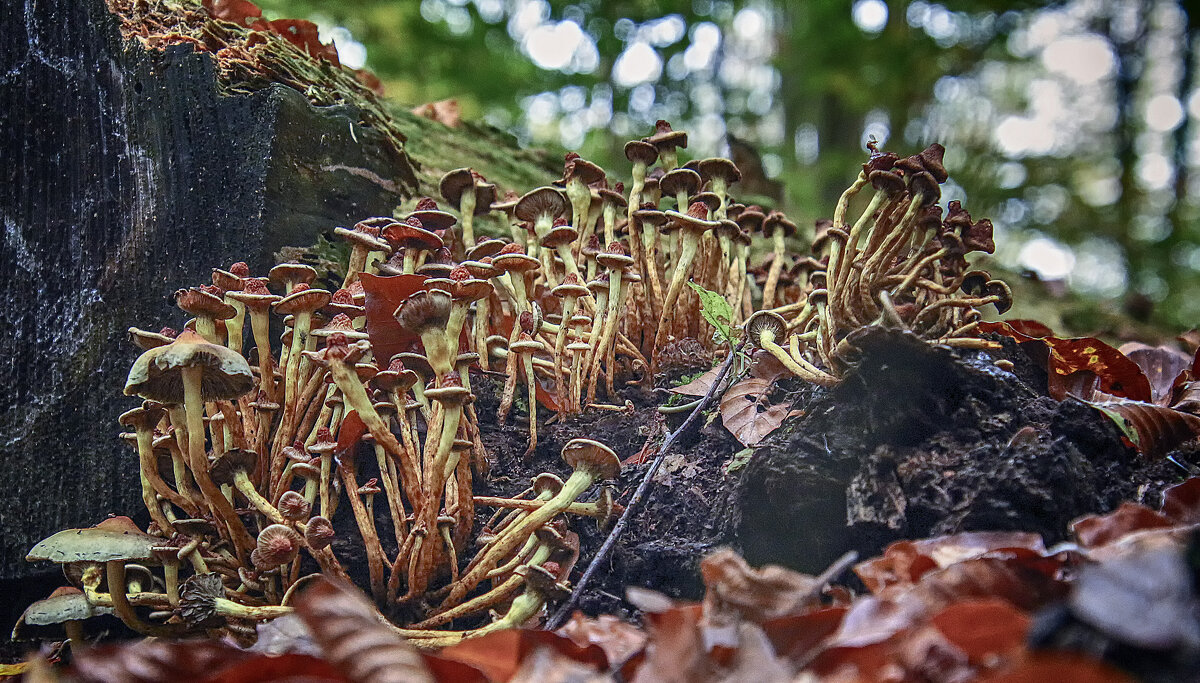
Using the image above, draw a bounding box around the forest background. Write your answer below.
[258,0,1200,337]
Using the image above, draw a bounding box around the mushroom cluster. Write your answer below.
[21,242,622,645]
[21,122,1010,647]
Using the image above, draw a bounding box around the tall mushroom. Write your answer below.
[124,329,257,559]
[440,168,497,251]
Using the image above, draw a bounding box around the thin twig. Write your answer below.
[546,342,746,630]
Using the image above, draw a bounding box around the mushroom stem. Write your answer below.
[337,463,387,604]
[474,496,614,518]
[459,190,478,248]
[760,227,787,309]
[587,272,624,404]
[106,561,178,637]
[374,442,407,546]
[215,598,293,621]
[653,231,702,365]
[181,367,255,561]
[521,352,538,458]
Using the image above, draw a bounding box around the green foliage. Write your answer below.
[687,281,736,347]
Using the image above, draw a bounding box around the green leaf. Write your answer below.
[687,281,735,346]
[723,447,755,475]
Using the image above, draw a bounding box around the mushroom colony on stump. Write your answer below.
[20,122,1008,647]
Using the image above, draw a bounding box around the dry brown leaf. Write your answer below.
[719,378,794,446]
[558,613,648,671]
[1070,502,1173,548]
[1088,399,1200,458]
[411,99,462,127]
[854,532,1047,593]
[294,579,435,683]
[670,366,722,397]
[1118,342,1192,405]
[700,548,822,625]
[438,630,609,683]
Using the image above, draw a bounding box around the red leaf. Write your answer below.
[981,319,1053,338]
[1070,502,1173,548]
[929,598,1030,666]
[1088,399,1200,458]
[437,629,608,682]
[202,0,263,26]
[761,606,846,664]
[208,654,347,682]
[1161,477,1200,524]
[336,411,367,452]
[854,532,1047,593]
[265,19,340,67]
[361,273,428,363]
[980,322,1152,401]
[982,652,1134,682]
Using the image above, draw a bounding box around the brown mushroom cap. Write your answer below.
[515,186,569,223]
[532,473,565,496]
[127,326,178,350]
[304,516,335,549]
[561,438,620,480]
[175,287,236,320]
[383,217,444,253]
[269,263,317,290]
[984,279,1013,314]
[540,224,580,249]
[252,524,302,569]
[744,310,787,346]
[664,202,719,235]
[124,329,254,404]
[394,288,453,334]
[334,225,391,253]
[560,154,606,185]
[698,157,742,187]
[644,119,688,151]
[278,491,312,521]
[467,238,508,261]
[624,139,659,166]
[179,572,225,628]
[659,168,702,198]
[763,211,797,238]
[208,449,258,486]
[274,286,334,316]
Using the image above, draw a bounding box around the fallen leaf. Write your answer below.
[854,532,1047,593]
[1087,399,1200,458]
[265,19,340,66]
[719,378,793,446]
[929,598,1030,666]
[336,410,367,452]
[361,272,428,362]
[1160,477,1200,524]
[1118,342,1192,405]
[294,579,436,683]
[412,99,462,127]
[1070,502,1173,548]
[981,652,1134,682]
[700,548,822,625]
[557,613,648,670]
[439,629,608,683]
[202,0,263,26]
[670,365,721,397]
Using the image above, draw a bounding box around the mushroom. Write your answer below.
[744,311,837,386]
[440,168,497,250]
[226,278,282,402]
[515,186,576,280]
[508,313,545,458]
[13,586,113,645]
[557,154,605,251]
[644,120,688,171]
[652,202,720,368]
[588,243,636,403]
[760,211,798,309]
[175,285,236,344]
[443,438,619,607]
[335,219,393,287]
[27,522,178,636]
[124,329,256,559]
[382,216,444,274]
[178,572,291,628]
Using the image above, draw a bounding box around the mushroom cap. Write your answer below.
[357,479,383,497]
[460,259,502,280]
[394,289,453,334]
[644,120,688,151]
[334,225,391,253]
[510,335,546,354]
[118,402,166,431]
[744,310,787,346]
[252,524,302,569]
[383,219,443,252]
[278,491,312,521]
[515,186,569,223]
[532,473,565,496]
[960,270,990,296]
[406,208,458,231]
[172,518,218,538]
[424,372,473,404]
[17,588,112,631]
[274,286,334,316]
[208,449,258,486]
[178,572,224,628]
[565,156,606,185]
[269,263,317,288]
[311,313,370,341]
[395,352,434,379]
[518,564,571,601]
[763,211,797,238]
[455,351,481,368]
[492,250,541,273]
[124,329,254,403]
[664,204,719,235]
[552,277,590,298]
[633,207,669,227]
[304,517,335,549]
[127,326,178,350]
[698,157,742,186]
[439,168,476,206]
[659,168,702,198]
[539,224,580,249]
[175,287,236,320]
[624,139,659,166]
[467,238,508,260]
[984,279,1013,314]
[561,438,620,480]
[27,525,162,564]
[596,183,627,208]
[734,206,767,234]
[595,244,635,270]
[211,266,246,292]
[690,191,722,214]
[225,279,282,308]
[374,364,420,393]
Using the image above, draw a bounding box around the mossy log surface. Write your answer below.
[0,0,553,592]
